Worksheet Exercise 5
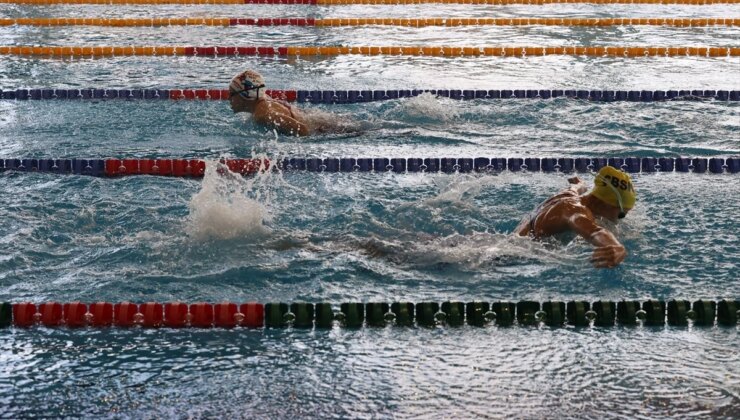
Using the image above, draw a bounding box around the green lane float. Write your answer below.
[492,302,515,326]
[517,301,540,326]
[691,300,716,326]
[542,301,565,326]
[315,303,333,328]
[365,302,389,327]
[466,301,490,327]
[265,302,289,328]
[392,302,414,326]
[566,301,589,326]
[416,302,439,327]
[643,300,667,326]
[718,300,739,326]
[0,302,11,328]
[441,301,465,326]
[340,303,364,328]
[617,300,641,325]
[290,302,314,328]
[592,301,616,326]
[667,300,691,326]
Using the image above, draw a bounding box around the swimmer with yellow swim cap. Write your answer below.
[515,166,637,268]
[229,69,350,137]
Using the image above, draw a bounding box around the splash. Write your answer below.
[420,175,499,208]
[352,232,579,271]
[397,92,460,122]
[185,161,272,241]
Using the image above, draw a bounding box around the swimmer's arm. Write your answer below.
[569,213,627,268]
[254,109,310,137]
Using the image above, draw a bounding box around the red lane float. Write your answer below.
[39,302,63,327]
[114,302,138,327]
[240,302,265,327]
[166,88,294,101]
[141,302,164,327]
[12,302,37,327]
[9,301,270,328]
[164,302,188,328]
[215,302,238,327]
[104,159,268,177]
[89,302,114,327]
[264,89,297,102]
[104,159,211,177]
[189,303,214,328]
[64,302,87,327]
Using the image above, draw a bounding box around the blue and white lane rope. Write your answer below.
[0,88,739,102]
[1,157,739,176]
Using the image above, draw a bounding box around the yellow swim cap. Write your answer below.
[591,166,637,210]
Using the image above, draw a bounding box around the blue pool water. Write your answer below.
[1,2,739,418]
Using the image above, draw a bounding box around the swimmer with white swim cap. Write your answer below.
[515,166,637,268]
[229,69,346,137]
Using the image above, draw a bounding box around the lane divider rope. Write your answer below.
[0,45,737,58]
[3,18,738,27]
[0,0,737,5]
[1,88,739,102]
[2,300,737,329]
[1,157,739,176]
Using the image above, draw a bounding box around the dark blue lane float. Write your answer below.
[1,88,739,103]
[2,299,737,329]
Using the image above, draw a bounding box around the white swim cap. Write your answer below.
[229,69,266,100]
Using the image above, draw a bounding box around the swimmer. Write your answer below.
[515,166,637,268]
[229,69,350,137]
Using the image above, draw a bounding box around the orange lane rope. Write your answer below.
[1,18,738,27]
[0,45,737,57]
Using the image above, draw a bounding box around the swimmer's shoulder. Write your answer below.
[549,190,594,217]
[538,188,581,209]
[251,99,285,120]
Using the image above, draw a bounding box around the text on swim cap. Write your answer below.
[597,175,634,193]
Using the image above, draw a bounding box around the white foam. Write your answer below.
[352,231,580,271]
[185,161,272,241]
[397,92,460,122]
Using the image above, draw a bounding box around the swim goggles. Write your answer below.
[595,174,627,219]
[229,81,266,100]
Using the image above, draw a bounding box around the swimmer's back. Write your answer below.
[516,189,590,237]
[253,99,309,136]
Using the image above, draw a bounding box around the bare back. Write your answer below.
[517,190,590,237]
[253,99,310,136]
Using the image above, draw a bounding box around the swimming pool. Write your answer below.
[1,1,739,417]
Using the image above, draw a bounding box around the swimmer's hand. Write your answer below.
[568,176,588,194]
[590,244,626,268]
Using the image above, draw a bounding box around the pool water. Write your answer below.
[1,2,739,418]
